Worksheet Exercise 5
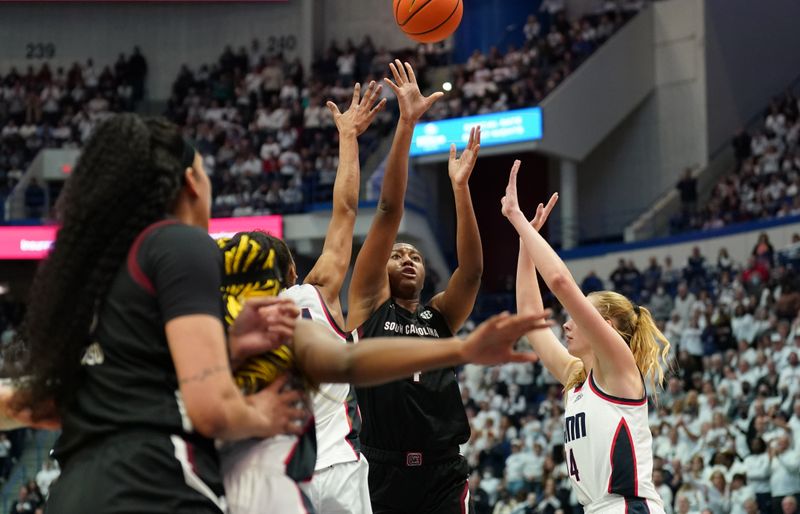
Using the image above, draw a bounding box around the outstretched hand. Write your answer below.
[326,81,388,137]
[529,192,559,231]
[501,160,523,219]
[384,59,443,124]
[461,311,553,365]
[448,126,481,187]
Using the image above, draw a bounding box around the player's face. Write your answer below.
[562,315,589,358]
[387,243,425,299]
[186,153,212,228]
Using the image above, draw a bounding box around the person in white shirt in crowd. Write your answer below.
[783,495,799,514]
[653,468,674,514]
[35,459,60,498]
[674,283,697,328]
[770,433,800,511]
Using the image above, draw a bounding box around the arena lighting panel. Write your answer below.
[0,215,282,260]
[409,107,543,157]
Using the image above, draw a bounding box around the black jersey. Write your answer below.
[355,298,470,451]
[54,221,224,462]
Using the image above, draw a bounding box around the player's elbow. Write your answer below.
[334,202,358,220]
[183,389,237,438]
[548,272,571,296]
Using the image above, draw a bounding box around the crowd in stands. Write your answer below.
[164,37,399,218]
[458,231,800,514]
[673,89,800,234]
[424,1,645,121]
[0,48,147,220]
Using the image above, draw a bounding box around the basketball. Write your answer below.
[393,0,463,44]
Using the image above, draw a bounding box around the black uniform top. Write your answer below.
[355,298,470,451]
[54,221,224,462]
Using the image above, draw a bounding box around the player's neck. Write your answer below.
[394,296,420,314]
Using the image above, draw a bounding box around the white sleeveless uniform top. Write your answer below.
[563,370,665,514]
[281,284,361,470]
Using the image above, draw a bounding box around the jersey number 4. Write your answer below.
[568,448,580,482]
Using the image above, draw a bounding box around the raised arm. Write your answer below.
[501,160,641,396]
[514,194,581,387]
[347,60,443,330]
[304,81,387,326]
[295,311,550,386]
[430,127,483,332]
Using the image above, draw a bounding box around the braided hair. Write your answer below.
[11,114,191,418]
[216,231,303,395]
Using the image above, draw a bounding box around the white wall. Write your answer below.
[565,218,800,285]
[536,7,655,161]
[573,0,707,241]
[319,0,412,52]
[0,1,309,99]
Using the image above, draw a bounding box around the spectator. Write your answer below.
[677,167,698,216]
[752,232,776,268]
[729,473,756,514]
[784,496,798,514]
[0,433,11,480]
[580,270,603,294]
[649,285,674,322]
[9,485,34,514]
[770,434,800,511]
[35,460,59,498]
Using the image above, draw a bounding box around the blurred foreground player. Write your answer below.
[10,114,305,513]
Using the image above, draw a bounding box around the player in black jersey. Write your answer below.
[7,114,306,513]
[346,60,489,514]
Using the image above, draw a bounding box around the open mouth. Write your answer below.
[401,266,416,278]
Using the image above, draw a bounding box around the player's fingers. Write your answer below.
[350,82,361,108]
[390,61,404,84]
[510,352,540,363]
[361,81,377,107]
[395,59,408,82]
[326,101,341,118]
[404,61,417,83]
[278,389,304,404]
[369,97,388,116]
[449,143,457,161]
[266,374,290,392]
[426,91,444,106]
[476,126,481,145]
[383,77,400,94]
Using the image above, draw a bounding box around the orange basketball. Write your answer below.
[393,0,463,44]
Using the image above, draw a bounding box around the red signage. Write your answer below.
[0,215,283,260]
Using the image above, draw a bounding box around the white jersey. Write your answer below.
[281,284,362,470]
[564,370,665,514]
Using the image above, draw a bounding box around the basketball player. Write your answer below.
[346,59,483,514]
[216,231,550,514]
[9,114,307,513]
[501,160,670,514]
[234,80,387,514]
[291,80,384,514]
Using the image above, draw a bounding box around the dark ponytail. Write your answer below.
[11,114,189,418]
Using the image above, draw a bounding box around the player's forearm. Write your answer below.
[325,337,466,386]
[378,120,414,216]
[516,244,545,315]
[332,132,360,217]
[452,184,483,280]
